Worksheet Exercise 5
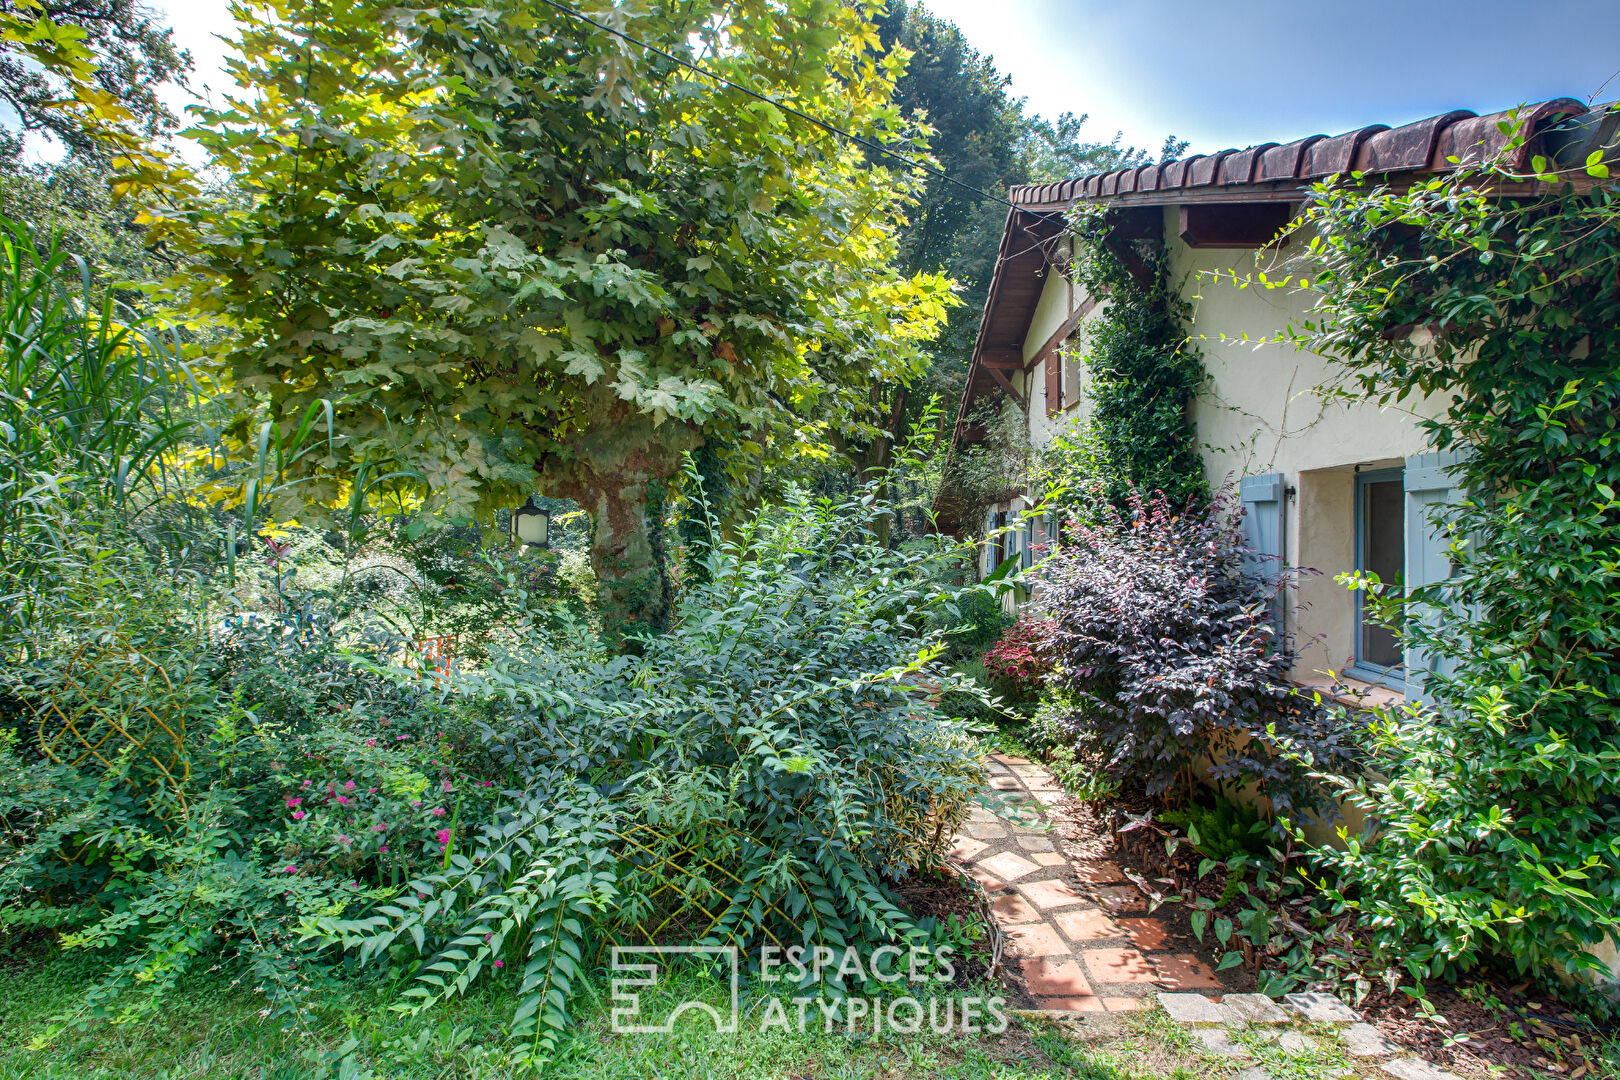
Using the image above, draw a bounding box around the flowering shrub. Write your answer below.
[1033,487,1356,815]
[980,619,1053,699]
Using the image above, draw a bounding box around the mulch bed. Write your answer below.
[895,866,1036,1007]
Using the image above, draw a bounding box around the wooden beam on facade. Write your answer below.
[1178,202,1293,248]
[984,363,1026,410]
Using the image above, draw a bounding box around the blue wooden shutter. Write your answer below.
[1240,473,1286,643]
[1403,451,1466,700]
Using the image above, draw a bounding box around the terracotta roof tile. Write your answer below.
[1008,100,1591,208]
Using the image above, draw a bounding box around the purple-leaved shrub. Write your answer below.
[1035,486,1355,817]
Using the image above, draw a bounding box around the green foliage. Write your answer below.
[167,0,953,632]
[0,219,196,640]
[1063,206,1207,510]
[1272,107,1620,987]
[0,0,190,157]
[0,151,178,303]
[1157,800,1270,866]
[315,466,987,1059]
[938,586,1010,662]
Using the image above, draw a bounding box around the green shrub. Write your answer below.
[1282,122,1620,989]
[314,469,987,1059]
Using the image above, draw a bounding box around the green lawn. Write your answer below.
[0,946,1227,1080]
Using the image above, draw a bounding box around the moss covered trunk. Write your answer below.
[543,390,698,643]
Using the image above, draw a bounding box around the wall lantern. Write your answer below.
[510,498,551,548]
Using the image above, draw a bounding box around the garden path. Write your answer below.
[950,753,1230,1012]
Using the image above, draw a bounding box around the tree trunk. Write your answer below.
[582,473,670,640]
[540,388,698,644]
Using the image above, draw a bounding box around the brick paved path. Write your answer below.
[950,753,1227,1013]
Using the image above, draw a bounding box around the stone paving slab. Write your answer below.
[951,753,1464,1080]
[1149,992,1457,1080]
[948,752,1236,1013]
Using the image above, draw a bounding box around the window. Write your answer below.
[1351,467,1404,682]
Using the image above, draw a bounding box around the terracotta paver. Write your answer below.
[965,864,1010,893]
[1116,916,1173,950]
[1020,956,1093,996]
[1082,946,1158,985]
[989,892,1042,924]
[1019,879,1087,910]
[1093,884,1148,912]
[1039,995,1104,1012]
[1053,908,1121,943]
[958,748,1233,1015]
[1152,952,1223,990]
[1001,922,1072,957]
[948,836,988,862]
[976,851,1040,882]
[1073,860,1125,884]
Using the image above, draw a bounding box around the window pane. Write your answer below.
[1360,479,1404,669]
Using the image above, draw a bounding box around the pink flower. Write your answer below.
[285,865,298,873]
[301,779,312,788]
[395,735,407,741]
[291,810,306,820]
[335,796,349,805]
[431,807,446,818]
[442,780,453,793]
[367,788,377,793]
[372,824,386,831]
[338,834,349,843]
[286,797,301,807]
[364,738,377,747]
[493,959,504,968]
[379,844,389,853]
[344,780,356,791]
[435,829,451,844]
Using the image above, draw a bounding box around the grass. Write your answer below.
[0,944,1245,1080]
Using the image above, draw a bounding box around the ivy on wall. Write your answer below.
[1064,206,1208,511]
[1273,114,1620,987]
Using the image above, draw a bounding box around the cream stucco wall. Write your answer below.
[1018,266,1077,448]
[1167,208,1445,680]
[1007,209,1447,682]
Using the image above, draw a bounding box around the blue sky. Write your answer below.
[920,0,1620,155]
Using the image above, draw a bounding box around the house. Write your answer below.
[946,98,1606,705]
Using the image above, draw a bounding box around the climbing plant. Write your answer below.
[1269,107,1620,987]
[1062,204,1207,510]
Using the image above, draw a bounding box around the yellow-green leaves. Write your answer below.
[184,0,948,529]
